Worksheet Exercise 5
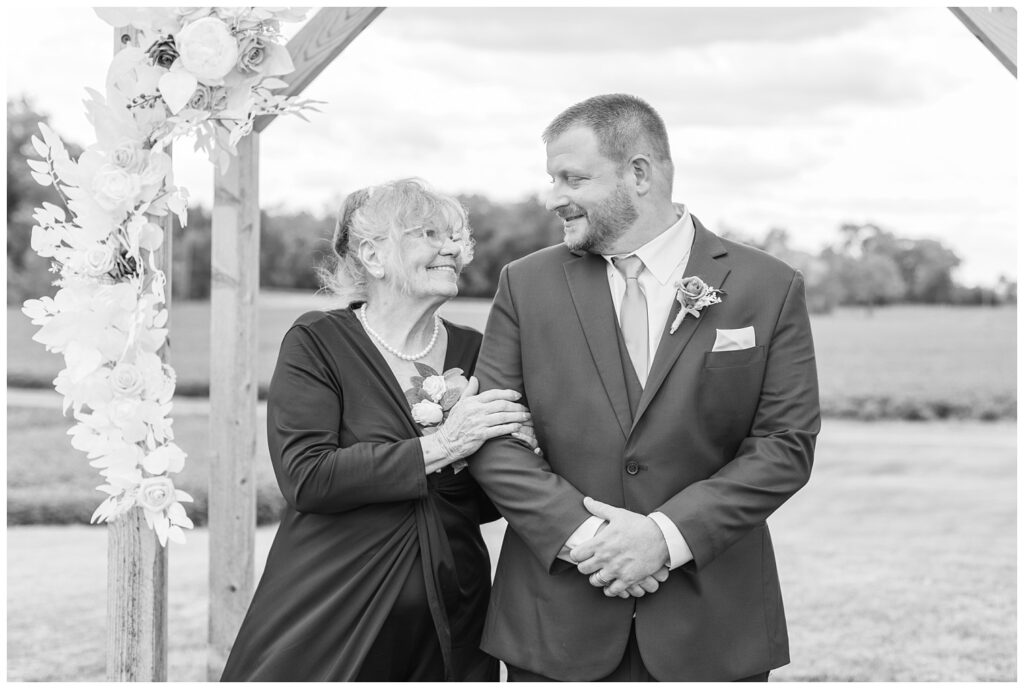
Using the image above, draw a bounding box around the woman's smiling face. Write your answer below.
[390,222,466,300]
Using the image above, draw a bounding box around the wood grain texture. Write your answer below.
[950,7,1017,77]
[254,7,386,133]
[107,511,169,680]
[106,25,169,682]
[207,133,260,680]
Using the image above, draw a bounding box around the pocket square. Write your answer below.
[712,326,755,352]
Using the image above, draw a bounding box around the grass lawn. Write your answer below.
[7,294,1017,417]
[809,304,1016,418]
[5,420,1016,681]
[5,291,493,395]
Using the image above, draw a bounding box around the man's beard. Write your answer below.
[562,183,639,254]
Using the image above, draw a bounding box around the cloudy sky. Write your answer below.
[5,5,1017,285]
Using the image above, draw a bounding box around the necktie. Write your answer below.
[613,255,649,386]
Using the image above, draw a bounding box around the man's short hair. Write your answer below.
[542,94,674,175]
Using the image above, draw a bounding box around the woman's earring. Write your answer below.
[371,269,385,279]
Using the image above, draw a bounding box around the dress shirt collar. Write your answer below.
[603,205,695,286]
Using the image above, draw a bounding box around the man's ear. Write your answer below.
[630,154,654,196]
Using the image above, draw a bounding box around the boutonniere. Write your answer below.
[669,276,725,334]
[405,363,470,473]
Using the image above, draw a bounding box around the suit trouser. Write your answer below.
[506,621,769,682]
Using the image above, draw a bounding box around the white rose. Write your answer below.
[110,362,146,397]
[140,151,172,188]
[411,400,444,426]
[68,243,116,277]
[110,140,144,173]
[421,375,447,403]
[236,35,266,73]
[92,164,141,211]
[176,17,239,83]
[108,398,147,442]
[137,476,176,513]
[86,243,117,275]
[185,84,213,111]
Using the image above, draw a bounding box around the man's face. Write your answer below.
[545,126,638,254]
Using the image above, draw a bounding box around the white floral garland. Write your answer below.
[21,7,318,546]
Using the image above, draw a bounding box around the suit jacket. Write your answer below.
[469,217,820,681]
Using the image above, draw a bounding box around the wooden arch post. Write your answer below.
[106,25,171,683]
[206,8,385,680]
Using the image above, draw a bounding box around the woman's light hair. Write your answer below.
[317,178,474,305]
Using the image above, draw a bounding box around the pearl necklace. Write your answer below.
[357,303,441,361]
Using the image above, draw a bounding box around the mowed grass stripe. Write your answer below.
[5,420,1015,681]
[7,295,1017,407]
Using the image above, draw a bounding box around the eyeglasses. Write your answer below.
[403,225,464,248]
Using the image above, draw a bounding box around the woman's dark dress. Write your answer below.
[220,307,499,681]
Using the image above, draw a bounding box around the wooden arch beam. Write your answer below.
[208,7,382,679]
[950,7,1017,77]
[254,7,386,133]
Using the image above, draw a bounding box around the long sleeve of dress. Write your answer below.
[267,323,428,514]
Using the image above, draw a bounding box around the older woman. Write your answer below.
[220,179,533,681]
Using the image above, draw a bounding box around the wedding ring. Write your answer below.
[593,571,611,587]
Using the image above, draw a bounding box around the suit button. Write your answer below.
[625,461,640,476]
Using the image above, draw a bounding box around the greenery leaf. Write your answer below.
[439,388,462,409]
[404,388,428,406]
[41,202,65,223]
[414,362,439,378]
[37,122,64,155]
[30,135,48,158]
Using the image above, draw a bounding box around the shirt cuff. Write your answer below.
[648,511,693,569]
[557,516,606,563]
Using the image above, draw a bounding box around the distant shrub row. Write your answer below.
[821,395,1016,422]
[7,485,287,527]
[9,370,1018,423]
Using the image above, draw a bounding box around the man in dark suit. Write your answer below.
[469,94,819,681]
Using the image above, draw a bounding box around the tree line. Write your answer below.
[8,97,1015,311]
[719,224,1015,312]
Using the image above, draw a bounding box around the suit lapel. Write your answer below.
[631,218,731,430]
[564,253,632,439]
